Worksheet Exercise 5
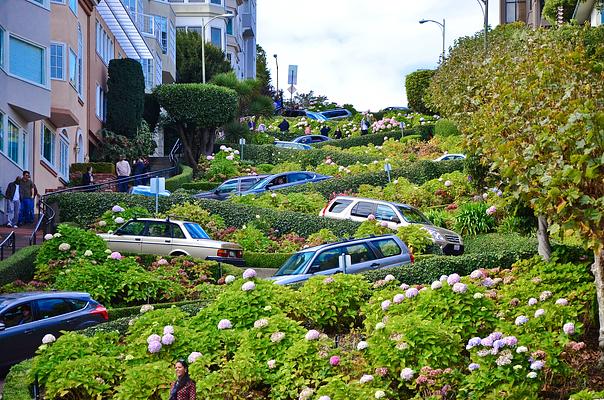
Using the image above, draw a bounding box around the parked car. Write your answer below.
[130,185,171,197]
[320,196,464,255]
[269,235,413,285]
[98,218,245,266]
[292,135,331,144]
[0,291,108,368]
[319,108,352,120]
[433,153,466,161]
[241,171,332,195]
[381,106,410,112]
[281,109,308,118]
[305,111,327,121]
[193,175,268,200]
[274,141,313,150]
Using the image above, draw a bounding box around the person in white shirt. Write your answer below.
[5,176,21,228]
[116,156,132,193]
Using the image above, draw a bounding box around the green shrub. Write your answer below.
[106,299,211,321]
[463,233,538,255]
[314,128,423,149]
[3,360,33,400]
[106,58,145,138]
[244,252,292,270]
[240,143,377,166]
[405,69,436,114]
[0,245,40,286]
[92,205,151,233]
[181,181,219,191]
[396,225,433,255]
[227,224,275,252]
[165,164,193,191]
[229,191,327,215]
[161,201,225,236]
[354,220,392,238]
[306,228,339,247]
[362,249,536,283]
[434,118,460,137]
[423,208,455,229]
[454,202,496,236]
[47,192,361,238]
[69,162,115,174]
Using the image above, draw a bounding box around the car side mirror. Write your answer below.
[0,322,5,331]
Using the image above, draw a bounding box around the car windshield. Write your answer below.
[395,206,432,225]
[184,223,210,239]
[275,252,315,276]
[247,175,274,190]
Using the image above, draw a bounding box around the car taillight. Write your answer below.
[236,250,243,258]
[90,305,109,321]
[217,249,229,257]
[410,252,415,264]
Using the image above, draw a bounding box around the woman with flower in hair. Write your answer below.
[170,359,196,400]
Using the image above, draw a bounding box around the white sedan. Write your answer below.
[98,218,244,266]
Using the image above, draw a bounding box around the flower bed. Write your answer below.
[19,254,597,399]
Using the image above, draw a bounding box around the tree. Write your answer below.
[289,91,329,109]
[176,31,233,83]
[405,69,435,115]
[106,58,145,138]
[256,44,275,97]
[154,84,238,172]
[428,24,604,355]
[211,72,275,120]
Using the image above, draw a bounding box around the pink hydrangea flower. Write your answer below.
[305,330,320,341]
[367,214,376,221]
[384,274,395,282]
[563,322,575,335]
[515,315,529,326]
[110,251,122,260]
[360,374,374,384]
[323,277,334,284]
[468,363,480,371]
[380,221,389,227]
[112,205,124,213]
[267,359,276,369]
[400,368,414,381]
[270,331,285,343]
[157,258,169,265]
[486,206,497,215]
[241,281,256,291]
[188,351,202,363]
[555,298,568,306]
[405,287,419,298]
[161,333,175,345]
[254,319,269,329]
[329,355,340,366]
[431,281,442,290]
[218,319,232,330]
[357,341,368,350]
[528,298,538,306]
[534,309,545,318]
[163,325,174,335]
[447,273,461,285]
[400,283,410,290]
[470,270,484,279]
[242,268,257,279]
[148,340,162,353]
[147,334,161,344]
[42,334,56,344]
[393,293,405,303]
[381,300,391,311]
[452,283,467,293]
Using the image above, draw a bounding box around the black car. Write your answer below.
[193,175,269,201]
[0,292,108,368]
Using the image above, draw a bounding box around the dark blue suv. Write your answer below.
[0,292,108,368]
[241,171,332,195]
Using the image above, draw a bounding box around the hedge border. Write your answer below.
[0,245,41,287]
[314,126,433,149]
[244,252,292,270]
[165,164,193,191]
[2,359,33,400]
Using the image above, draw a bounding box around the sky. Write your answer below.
[257,0,500,112]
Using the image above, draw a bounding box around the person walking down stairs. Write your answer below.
[5,176,21,228]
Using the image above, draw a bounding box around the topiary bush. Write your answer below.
[92,204,151,233]
[244,252,293,270]
[106,58,145,138]
[405,69,436,114]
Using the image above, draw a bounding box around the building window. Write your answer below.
[77,24,83,96]
[8,120,20,165]
[41,123,56,166]
[210,27,222,48]
[505,0,526,22]
[50,43,65,80]
[96,85,107,121]
[69,48,77,87]
[226,52,232,62]
[210,0,221,4]
[0,26,4,69]
[96,21,114,65]
[9,35,46,85]
[0,111,4,153]
[59,131,69,179]
[226,16,233,35]
[139,58,153,91]
[154,15,168,54]
[68,0,77,14]
[51,0,66,3]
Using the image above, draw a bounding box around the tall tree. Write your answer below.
[256,44,275,97]
[105,58,145,138]
[176,31,233,83]
[429,24,604,355]
[154,84,238,171]
[211,72,275,121]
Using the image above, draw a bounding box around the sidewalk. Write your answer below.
[0,222,43,260]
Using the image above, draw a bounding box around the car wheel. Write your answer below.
[171,251,187,257]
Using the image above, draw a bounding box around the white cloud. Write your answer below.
[257,0,499,111]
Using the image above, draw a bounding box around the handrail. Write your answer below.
[0,231,16,260]
[29,212,45,245]
[169,138,182,167]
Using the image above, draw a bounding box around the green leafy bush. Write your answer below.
[434,118,460,136]
[229,191,327,215]
[353,220,392,238]
[244,252,292,270]
[240,143,377,167]
[424,208,455,229]
[454,202,496,236]
[0,245,40,286]
[161,201,225,236]
[70,162,115,174]
[306,228,339,247]
[314,128,423,149]
[92,204,151,233]
[227,224,275,252]
[3,360,33,400]
[165,164,193,191]
[106,58,145,138]
[396,225,433,255]
[405,69,436,114]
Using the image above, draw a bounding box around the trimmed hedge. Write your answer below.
[463,233,538,255]
[281,159,464,197]
[244,252,293,270]
[46,192,361,238]
[406,69,436,115]
[313,127,428,150]
[181,181,219,191]
[0,245,41,286]
[240,143,378,166]
[107,299,211,320]
[3,359,33,400]
[362,248,537,284]
[70,162,115,174]
[165,164,193,191]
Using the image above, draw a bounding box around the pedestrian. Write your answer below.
[169,359,196,400]
[334,128,342,139]
[116,156,131,193]
[304,125,311,135]
[134,158,145,186]
[81,167,94,186]
[320,125,331,136]
[18,171,37,226]
[360,117,369,135]
[5,176,21,228]
[278,118,289,132]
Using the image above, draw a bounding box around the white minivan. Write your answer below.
[320,196,464,255]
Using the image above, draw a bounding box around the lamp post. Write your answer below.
[273,53,281,108]
[475,0,489,51]
[201,13,231,83]
[419,18,445,64]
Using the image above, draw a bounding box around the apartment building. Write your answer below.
[169,0,256,80]
[500,0,602,26]
[573,0,603,25]
[0,0,51,198]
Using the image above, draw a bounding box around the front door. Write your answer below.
[142,221,172,255]
[110,220,145,253]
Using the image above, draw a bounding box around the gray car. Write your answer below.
[269,235,413,285]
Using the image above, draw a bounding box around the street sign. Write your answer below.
[287,65,298,85]
[287,85,296,94]
[150,177,165,194]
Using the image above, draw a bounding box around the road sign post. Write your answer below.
[384,163,392,183]
[150,177,165,214]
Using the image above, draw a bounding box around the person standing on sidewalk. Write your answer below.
[116,156,131,193]
[18,171,37,226]
[5,176,21,228]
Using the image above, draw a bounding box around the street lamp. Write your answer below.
[201,13,231,84]
[419,18,445,64]
[273,54,279,96]
[475,0,489,51]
